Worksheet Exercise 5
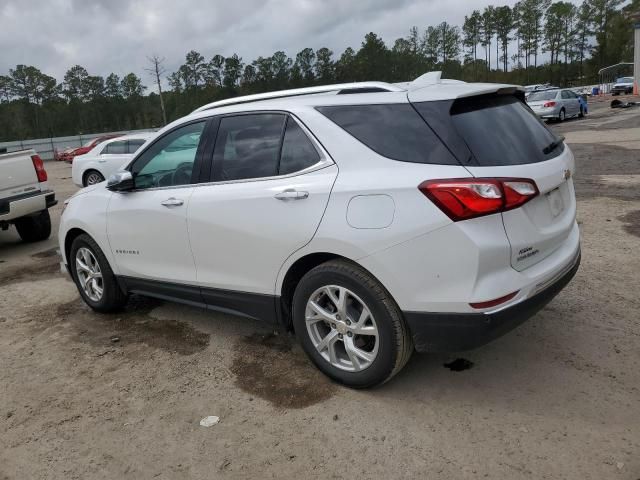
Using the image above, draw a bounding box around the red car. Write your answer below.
[55,135,121,163]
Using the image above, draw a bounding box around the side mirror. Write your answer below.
[107,171,134,192]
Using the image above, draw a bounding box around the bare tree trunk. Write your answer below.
[146,55,167,126]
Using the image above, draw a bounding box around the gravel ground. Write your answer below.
[1,101,639,479]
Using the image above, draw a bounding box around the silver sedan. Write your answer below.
[526,89,583,122]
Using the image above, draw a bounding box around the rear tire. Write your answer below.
[292,259,413,388]
[558,108,566,122]
[15,210,51,242]
[83,170,105,187]
[69,234,127,312]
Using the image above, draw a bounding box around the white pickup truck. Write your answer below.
[0,149,57,242]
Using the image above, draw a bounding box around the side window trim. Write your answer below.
[202,111,332,184]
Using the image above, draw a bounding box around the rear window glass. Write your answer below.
[444,95,563,165]
[528,90,558,101]
[103,141,127,154]
[128,139,146,153]
[279,118,321,175]
[316,104,457,165]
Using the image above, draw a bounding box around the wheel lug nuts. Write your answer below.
[346,320,351,325]
[335,315,341,320]
[331,324,336,329]
[347,332,353,337]
[338,334,343,339]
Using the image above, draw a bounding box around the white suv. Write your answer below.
[59,72,580,388]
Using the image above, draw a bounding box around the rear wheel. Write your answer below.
[558,108,566,122]
[292,260,413,388]
[15,210,51,242]
[83,170,105,186]
[70,234,127,312]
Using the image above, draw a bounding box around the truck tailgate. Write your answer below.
[0,150,40,199]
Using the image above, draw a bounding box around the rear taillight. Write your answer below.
[543,101,556,107]
[419,178,539,221]
[31,154,48,182]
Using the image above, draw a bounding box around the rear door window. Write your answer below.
[212,114,286,181]
[415,95,563,166]
[316,104,457,165]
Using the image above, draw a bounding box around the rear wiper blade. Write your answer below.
[543,136,565,155]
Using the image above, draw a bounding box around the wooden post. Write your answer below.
[633,12,640,95]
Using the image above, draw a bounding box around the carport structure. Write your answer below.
[598,63,633,94]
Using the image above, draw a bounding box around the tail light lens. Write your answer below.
[419,178,539,221]
[543,101,556,107]
[31,154,48,182]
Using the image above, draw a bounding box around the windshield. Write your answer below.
[528,91,558,102]
[617,77,633,84]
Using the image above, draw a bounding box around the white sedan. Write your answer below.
[72,133,155,187]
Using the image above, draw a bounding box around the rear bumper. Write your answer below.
[404,248,580,353]
[530,107,559,119]
[0,190,57,222]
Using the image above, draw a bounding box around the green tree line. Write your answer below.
[0,0,637,141]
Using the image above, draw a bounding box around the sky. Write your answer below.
[0,0,583,85]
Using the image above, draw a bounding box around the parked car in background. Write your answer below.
[611,77,634,96]
[56,134,122,163]
[59,73,580,387]
[1,149,56,242]
[72,133,154,187]
[527,88,583,122]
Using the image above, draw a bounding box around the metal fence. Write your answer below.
[0,128,158,161]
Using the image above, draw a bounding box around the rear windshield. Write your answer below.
[528,90,558,101]
[415,95,563,166]
[453,96,562,164]
[316,104,457,165]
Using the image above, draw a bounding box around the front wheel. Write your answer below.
[15,210,51,242]
[83,170,105,187]
[292,260,413,388]
[69,234,127,312]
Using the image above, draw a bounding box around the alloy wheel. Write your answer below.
[75,247,104,302]
[305,285,379,372]
[85,172,104,186]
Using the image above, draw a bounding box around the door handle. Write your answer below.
[274,189,309,201]
[161,197,184,207]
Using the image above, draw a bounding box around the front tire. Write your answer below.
[83,170,105,187]
[292,260,413,388]
[15,210,51,242]
[70,234,127,312]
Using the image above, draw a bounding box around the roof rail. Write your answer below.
[192,82,405,113]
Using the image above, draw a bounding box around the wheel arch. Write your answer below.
[278,251,390,331]
[64,227,89,263]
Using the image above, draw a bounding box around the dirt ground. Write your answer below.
[1,100,639,480]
